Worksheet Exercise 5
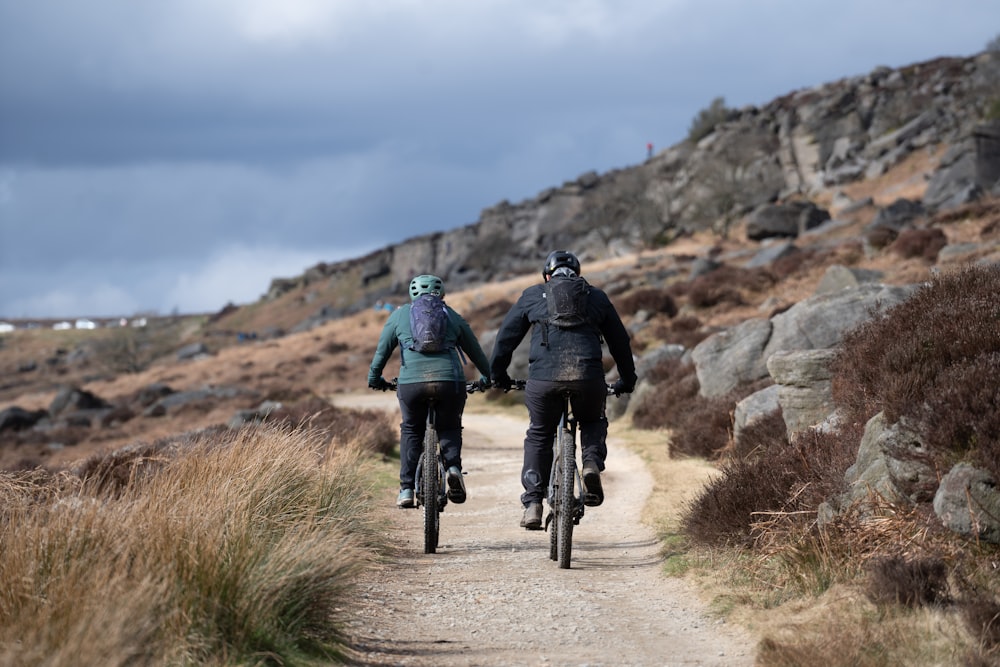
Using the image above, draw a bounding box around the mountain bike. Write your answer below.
[506,380,617,569]
[387,379,487,554]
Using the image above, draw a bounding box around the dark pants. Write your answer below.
[520,378,608,506]
[397,381,467,489]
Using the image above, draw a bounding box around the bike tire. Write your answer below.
[557,426,575,569]
[548,449,559,561]
[421,426,440,554]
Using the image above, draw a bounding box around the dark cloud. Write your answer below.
[1,0,996,318]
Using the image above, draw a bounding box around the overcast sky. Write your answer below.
[1,1,996,320]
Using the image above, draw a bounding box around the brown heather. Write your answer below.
[668,263,1000,665]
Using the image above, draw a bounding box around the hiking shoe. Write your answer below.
[520,502,543,530]
[446,466,467,504]
[583,462,604,507]
[396,488,415,509]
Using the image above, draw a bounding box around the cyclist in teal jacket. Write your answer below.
[368,275,491,508]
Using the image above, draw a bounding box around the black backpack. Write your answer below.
[408,294,451,353]
[544,275,591,328]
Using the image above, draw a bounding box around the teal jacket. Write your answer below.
[368,302,491,385]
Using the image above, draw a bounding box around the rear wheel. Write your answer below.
[548,447,559,561]
[556,427,575,569]
[422,426,440,554]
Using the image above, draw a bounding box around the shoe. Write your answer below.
[583,462,604,507]
[446,466,467,504]
[396,488,415,508]
[520,502,543,530]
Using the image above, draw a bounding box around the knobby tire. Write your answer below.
[422,425,440,554]
[557,426,576,569]
[549,448,559,561]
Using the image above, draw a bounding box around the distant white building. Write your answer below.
[75,318,97,330]
[0,321,14,333]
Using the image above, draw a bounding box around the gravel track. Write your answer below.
[338,395,756,666]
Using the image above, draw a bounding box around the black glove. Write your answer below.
[368,376,391,391]
[494,371,512,392]
[612,379,634,396]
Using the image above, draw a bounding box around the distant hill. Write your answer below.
[208,51,999,336]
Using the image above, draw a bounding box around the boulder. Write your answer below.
[766,348,836,439]
[691,318,772,397]
[692,283,916,398]
[746,202,831,240]
[933,463,1000,544]
[732,384,780,444]
[866,198,926,233]
[814,264,884,295]
[0,406,48,432]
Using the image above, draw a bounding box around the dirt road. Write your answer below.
[337,394,756,666]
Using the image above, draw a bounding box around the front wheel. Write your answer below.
[549,453,559,561]
[556,427,575,569]
[421,427,440,554]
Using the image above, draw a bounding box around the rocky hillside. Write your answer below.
[234,51,1000,331]
[1,49,999,478]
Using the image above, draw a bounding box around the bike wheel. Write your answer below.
[556,426,575,569]
[548,451,559,561]
[421,426,440,554]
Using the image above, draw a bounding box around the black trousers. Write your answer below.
[396,381,467,489]
[520,378,608,506]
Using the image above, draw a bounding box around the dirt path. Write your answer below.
[336,393,756,666]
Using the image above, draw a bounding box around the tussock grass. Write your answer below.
[0,423,384,666]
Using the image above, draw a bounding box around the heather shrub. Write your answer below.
[639,315,709,350]
[681,443,803,547]
[730,408,787,461]
[631,359,698,430]
[866,556,950,608]
[669,265,774,309]
[888,227,947,261]
[864,226,897,249]
[831,264,1000,445]
[632,355,771,459]
[917,352,1000,481]
[682,426,858,547]
[614,288,678,318]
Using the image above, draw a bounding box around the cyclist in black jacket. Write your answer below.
[490,250,637,530]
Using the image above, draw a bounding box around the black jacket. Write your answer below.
[489,278,637,386]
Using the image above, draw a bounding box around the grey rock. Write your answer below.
[766,348,837,438]
[814,264,884,295]
[176,342,210,361]
[933,464,1000,544]
[745,241,799,269]
[732,384,780,444]
[692,318,772,397]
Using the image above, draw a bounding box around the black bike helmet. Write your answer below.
[542,250,581,279]
[409,274,445,300]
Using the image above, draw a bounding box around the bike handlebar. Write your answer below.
[371,378,624,396]
[498,379,621,396]
[372,378,490,395]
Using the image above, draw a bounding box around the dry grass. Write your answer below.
[0,423,385,666]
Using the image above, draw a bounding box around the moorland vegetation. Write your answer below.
[2,44,1000,666]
